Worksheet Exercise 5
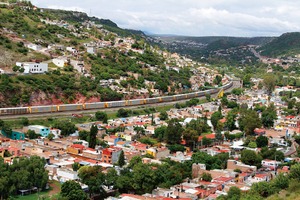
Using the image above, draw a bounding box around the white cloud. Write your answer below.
[31,0,300,36]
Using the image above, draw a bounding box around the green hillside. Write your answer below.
[259,32,300,57]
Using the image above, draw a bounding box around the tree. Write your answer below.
[131,163,156,194]
[201,172,212,182]
[159,111,168,120]
[53,120,77,136]
[225,110,237,131]
[241,149,262,167]
[61,180,87,200]
[248,141,257,148]
[154,126,167,142]
[88,124,98,149]
[117,108,129,118]
[256,135,268,148]
[250,181,277,198]
[79,130,89,141]
[72,162,81,171]
[105,168,118,189]
[239,109,262,135]
[290,164,300,181]
[20,117,29,126]
[273,173,289,190]
[263,75,276,95]
[183,128,198,150]
[47,133,55,141]
[211,111,222,130]
[134,126,145,140]
[128,156,142,169]
[27,130,39,139]
[167,144,186,153]
[117,150,125,167]
[165,119,183,144]
[227,186,241,200]
[95,111,108,123]
[78,166,106,197]
[261,103,277,128]
[202,137,213,147]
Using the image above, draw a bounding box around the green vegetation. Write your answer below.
[259,32,300,57]
[0,156,48,200]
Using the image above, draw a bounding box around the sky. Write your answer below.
[31,0,300,37]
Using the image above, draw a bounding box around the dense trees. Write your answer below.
[53,120,77,136]
[0,156,48,199]
[61,181,87,200]
[261,103,277,128]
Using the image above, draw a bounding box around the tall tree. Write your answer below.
[164,119,183,144]
[225,110,237,131]
[211,111,222,130]
[117,150,125,167]
[239,109,262,135]
[88,124,98,148]
[183,128,198,150]
[263,75,276,95]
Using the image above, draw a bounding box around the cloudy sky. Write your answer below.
[31,0,300,37]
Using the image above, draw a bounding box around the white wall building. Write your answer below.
[52,57,68,68]
[16,62,48,74]
[26,43,42,51]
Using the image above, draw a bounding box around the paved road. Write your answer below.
[1,80,241,120]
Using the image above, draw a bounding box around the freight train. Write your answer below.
[0,81,233,116]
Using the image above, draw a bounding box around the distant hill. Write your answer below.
[259,32,300,57]
[154,35,273,46]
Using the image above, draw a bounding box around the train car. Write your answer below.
[58,104,83,112]
[84,102,106,110]
[187,92,196,99]
[107,101,126,108]
[0,107,29,115]
[174,94,187,101]
[194,91,205,98]
[127,99,145,106]
[145,97,160,104]
[161,96,173,102]
[29,105,58,113]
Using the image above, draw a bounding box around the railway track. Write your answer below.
[0,79,241,120]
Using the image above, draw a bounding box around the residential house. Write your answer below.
[16,62,48,74]
[27,125,50,137]
[102,146,122,164]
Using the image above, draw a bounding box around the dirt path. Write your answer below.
[48,181,61,197]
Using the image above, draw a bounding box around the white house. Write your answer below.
[66,47,78,54]
[0,68,4,74]
[26,43,42,51]
[86,46,96,55]
[16,62,48,74]
[56,168,78,182]
[52,57,68,68]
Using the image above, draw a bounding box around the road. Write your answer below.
[1,80,241,120]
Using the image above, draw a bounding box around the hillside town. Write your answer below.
[1,82,300,199]
[1,1,300,200]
